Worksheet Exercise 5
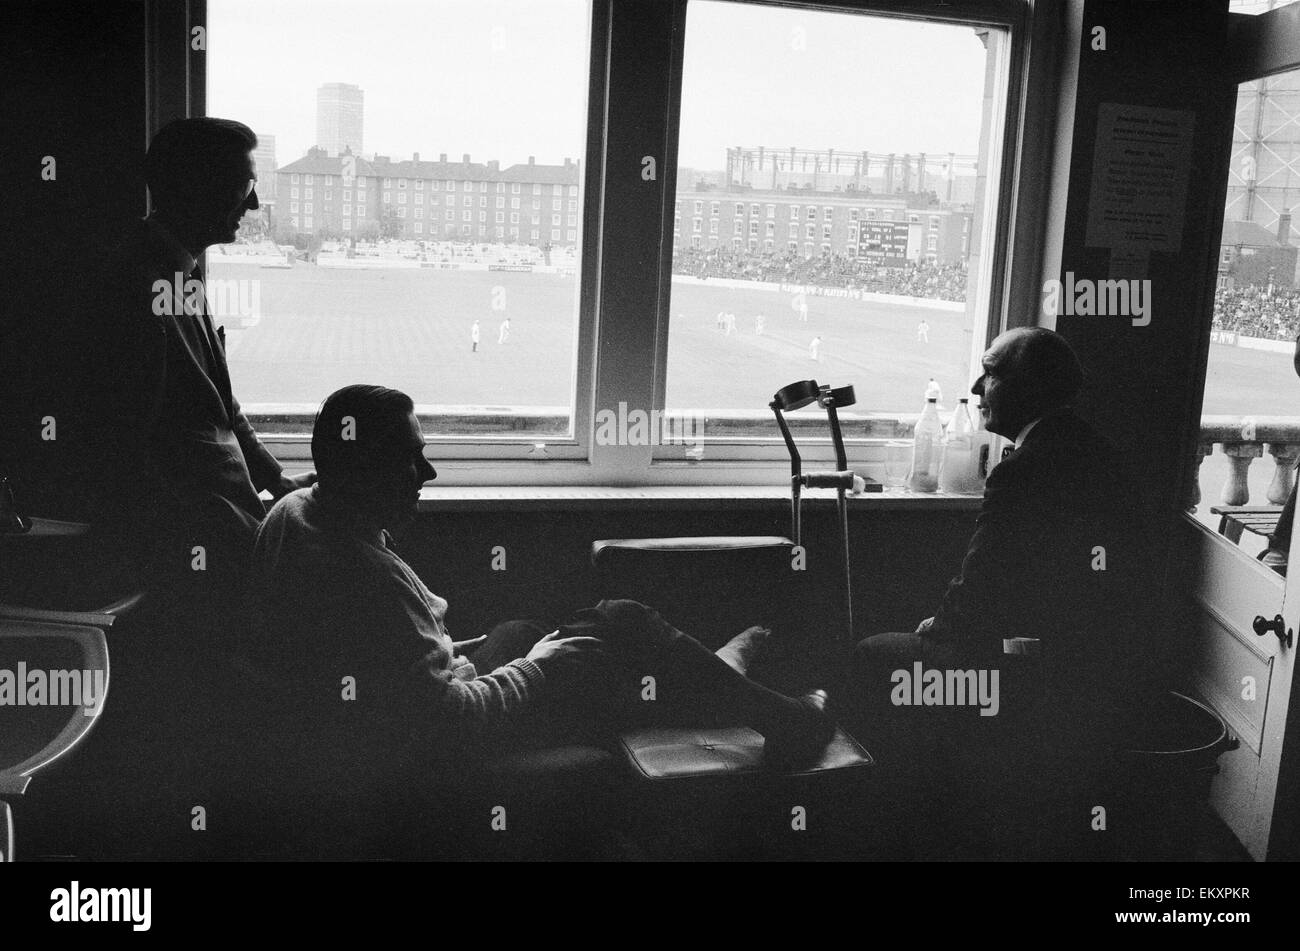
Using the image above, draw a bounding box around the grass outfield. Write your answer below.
[214,261,1300,416]
[218,263,973,410]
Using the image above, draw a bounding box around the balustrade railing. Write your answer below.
[1193,416,1300,509]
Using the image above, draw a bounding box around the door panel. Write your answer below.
[1183,4,1300,861]
[1187,516,1283,857]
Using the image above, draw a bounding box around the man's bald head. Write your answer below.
[972,328,1084,437]
[992,328,1084,406]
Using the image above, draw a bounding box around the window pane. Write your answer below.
[207,0,591,440]
[1197,64,1300,535]
[666,1,999,439]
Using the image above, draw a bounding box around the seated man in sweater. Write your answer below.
[248,384,833,785]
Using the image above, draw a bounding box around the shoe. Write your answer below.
[763,689,835,770]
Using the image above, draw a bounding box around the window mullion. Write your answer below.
[591,0,683,480]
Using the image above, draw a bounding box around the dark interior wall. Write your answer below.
[394,503,978,644]
[0,494,979,642]
[0,1,147,509]
[0,1,146,261]
[1057,1,1231,466]
[1050,0,1236,676]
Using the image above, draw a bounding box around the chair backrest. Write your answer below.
[0,605,111,799]
[590,536,813,650]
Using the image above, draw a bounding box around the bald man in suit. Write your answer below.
[852,329,1141,762]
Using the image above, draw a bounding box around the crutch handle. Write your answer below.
[801,470,857,490]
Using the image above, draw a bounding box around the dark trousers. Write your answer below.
[847,631,1002,766]
[469,599,808,749]
[847,631,1045,856]
[53,495,265,856]
[851,629,1136,858]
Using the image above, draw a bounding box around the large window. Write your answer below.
[195,0,1019,484]
[663,1,1005,458]
[207,0,592,455]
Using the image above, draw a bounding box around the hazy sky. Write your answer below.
[208,0,990,172]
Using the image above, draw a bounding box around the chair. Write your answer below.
[0,602,124,861]
[1209,504,1283,545]
[591,536,874,859]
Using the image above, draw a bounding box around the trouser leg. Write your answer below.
[848,631,1014,784]
[557,599,818,739]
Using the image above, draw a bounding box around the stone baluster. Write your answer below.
[1220,442,1262,506]
[1189,442,1214,509]
[1267,444,1300,505]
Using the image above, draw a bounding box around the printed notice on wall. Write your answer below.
[1085,103,1196,252]
[1108,247,1149,281]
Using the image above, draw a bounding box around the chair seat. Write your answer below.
[619,724,872,781]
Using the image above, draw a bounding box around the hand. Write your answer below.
[272,470,317,500]
[915,616,936,636]
[524,630,604,673]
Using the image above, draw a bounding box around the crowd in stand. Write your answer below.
[309,239,561,267]
[1212,285,1300,341]
[870,263,968,301]
[670,246,1300,334]
[670,247,969,302]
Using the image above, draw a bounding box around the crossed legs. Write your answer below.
[470,600,831,760]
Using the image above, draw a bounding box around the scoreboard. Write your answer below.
[856,222,910,265]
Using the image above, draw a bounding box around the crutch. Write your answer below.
[770,381,866,641]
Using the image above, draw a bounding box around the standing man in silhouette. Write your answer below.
[81,117,314,611]
[54,118,316,855]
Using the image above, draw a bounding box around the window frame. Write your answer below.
[179,0,1036,485]
[646,0,1030,475]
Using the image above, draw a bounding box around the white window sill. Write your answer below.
[409,484,984,512]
